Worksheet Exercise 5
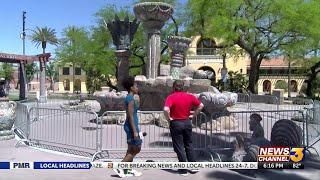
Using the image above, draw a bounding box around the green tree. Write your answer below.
[275,80,288,92]
[0,63,14,94]
[25,63,37,90]
[31,26,59,54]
[46,61,59,92]
[217,71,248,93]
[185,0,320,93]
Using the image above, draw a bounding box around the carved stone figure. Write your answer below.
[271,119,302,146]
[106,14,139,50]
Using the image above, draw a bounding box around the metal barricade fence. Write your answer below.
[93,111,209,161]
[13,101,317,161]
[14,102,30,140]
[27,107,99,157]
[304,104,320,148]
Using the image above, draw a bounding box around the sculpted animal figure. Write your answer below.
[249,113,271,146]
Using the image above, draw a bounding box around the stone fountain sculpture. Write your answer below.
[167,36,191,79]
[93,2,238,127]
[94,14,139,115]
[134,2,173,79]
[106,14,139,90]
[0,101,17,140]
[0,78,17,140]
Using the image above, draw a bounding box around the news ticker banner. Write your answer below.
[0,161,304,170]
[0,162,258,170]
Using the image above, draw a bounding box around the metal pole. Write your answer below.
[19,11,28,100]
[22,11,26,55]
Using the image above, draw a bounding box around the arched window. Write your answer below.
[63,79,70,91]
[197,38,217,55]
[290,80,298,92]
[263,80,271,93]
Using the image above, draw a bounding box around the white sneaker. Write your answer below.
[125,169,142,177]
[189,169,199,174]
[179,172,189,176]
[113,169,126,178]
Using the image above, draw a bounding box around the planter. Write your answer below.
[0,101,17,140]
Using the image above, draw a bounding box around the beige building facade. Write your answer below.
[185,36,306,95]
[185,36,248,83]
[58,63,87,93]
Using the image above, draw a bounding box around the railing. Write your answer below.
[14,102,30,140]
[27,107,99,157]
[13,97,319,161]
[93,111,210,161]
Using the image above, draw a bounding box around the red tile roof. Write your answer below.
[247,57,297,68]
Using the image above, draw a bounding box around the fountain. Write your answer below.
[134,2,173,79]
[94,2,238,125]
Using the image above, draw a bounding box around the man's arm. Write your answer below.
[192,103,204,119]
[163,106,173,121]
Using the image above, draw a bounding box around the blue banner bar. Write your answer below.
[0,162,10,169]
[33,162,92,169]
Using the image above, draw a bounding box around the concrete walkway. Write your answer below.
[1,139,320,180]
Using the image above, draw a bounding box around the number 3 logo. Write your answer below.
[290,148,304,163]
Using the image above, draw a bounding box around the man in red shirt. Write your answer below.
[163,80,204,176]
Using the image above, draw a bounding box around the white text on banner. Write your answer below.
[92,162,258,169]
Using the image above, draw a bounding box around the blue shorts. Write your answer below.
[124,126,142,146]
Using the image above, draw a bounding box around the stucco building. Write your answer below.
[185,36,306,95]
[58,63,87,93]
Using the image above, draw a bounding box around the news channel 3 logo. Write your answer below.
[290,147,305,163]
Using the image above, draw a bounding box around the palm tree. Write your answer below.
[31,26,58,54]
[31,26,58,101]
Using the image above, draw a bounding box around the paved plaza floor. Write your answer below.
[1,139,320,180]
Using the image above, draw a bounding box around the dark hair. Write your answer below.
[173,80,184,92]
[250,113,262,122]
[122,76,135,92]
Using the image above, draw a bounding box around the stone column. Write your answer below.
[167,36,191,79]
[146,28,161,79]
[39,58,47,102]
[116,50,130,91]
[19,61,28,100]
[134,2,173,79]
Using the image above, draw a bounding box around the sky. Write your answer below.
[0,0,157,58]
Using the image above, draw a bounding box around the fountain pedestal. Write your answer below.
[134,2,173,79]
[167,36,191,79]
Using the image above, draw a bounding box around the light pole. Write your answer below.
[22,11,26,55]
[19,11,28,100]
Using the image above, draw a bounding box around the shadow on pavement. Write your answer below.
[207,170,255,180]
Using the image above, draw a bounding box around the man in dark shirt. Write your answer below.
[164,80,204,176]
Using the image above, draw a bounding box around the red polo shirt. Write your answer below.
[164,92,201,120]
